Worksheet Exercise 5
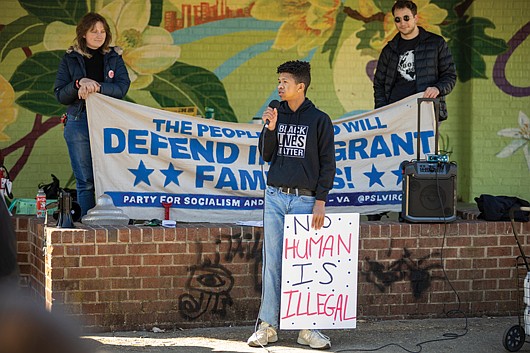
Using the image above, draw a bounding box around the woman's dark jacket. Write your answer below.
[54,45,130,116]
[373,27,456,121]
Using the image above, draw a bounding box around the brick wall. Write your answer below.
[14,216,46,304]
[13,215,530,332]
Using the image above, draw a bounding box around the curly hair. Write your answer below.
[277,60,311,94]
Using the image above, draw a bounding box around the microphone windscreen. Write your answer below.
[268,99,280,109]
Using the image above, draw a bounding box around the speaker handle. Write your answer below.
[417,98,440,161]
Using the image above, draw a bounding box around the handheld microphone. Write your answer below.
[265,100,280,128]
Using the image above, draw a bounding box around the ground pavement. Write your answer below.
[82,316,529,353]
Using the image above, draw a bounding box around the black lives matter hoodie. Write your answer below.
[259,98,336,202]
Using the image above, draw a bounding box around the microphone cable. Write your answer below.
[248,121,274,353]
[335,162,468,353]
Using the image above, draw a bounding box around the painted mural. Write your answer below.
[0,0,528,204]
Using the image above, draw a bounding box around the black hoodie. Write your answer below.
[259,98,335,201]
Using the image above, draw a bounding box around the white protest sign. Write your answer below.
[280,213,360,330]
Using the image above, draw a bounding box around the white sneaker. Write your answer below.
[247,322,278,347]
[297,329,331,349]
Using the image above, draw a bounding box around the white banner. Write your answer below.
[280,213,359,330]
[86,93,435,222]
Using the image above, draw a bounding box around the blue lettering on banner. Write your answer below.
[152,119,193,135]
[341,116,387,133]
[129,129,149,154]
[194,166,266,190]
[327,191,402,206]
[149,119,261,139]
[103,128,243,162]
[195,123,261,139]
[334,131,434,161]
[106,192,264,210]
[104,128,125,153]
[151,132,169,155]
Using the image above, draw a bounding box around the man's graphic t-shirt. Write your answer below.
[398,50,416,81]
[389,35,420,104]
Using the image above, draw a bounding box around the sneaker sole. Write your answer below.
[297,337,331,350]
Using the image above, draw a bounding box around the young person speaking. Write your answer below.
[248,60,336,349]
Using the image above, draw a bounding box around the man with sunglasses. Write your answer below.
[374,0,456,114]
[369,0,456,221]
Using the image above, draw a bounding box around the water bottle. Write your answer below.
[524,272,530,306]
[205,107,215,119]
[36,188,46,218]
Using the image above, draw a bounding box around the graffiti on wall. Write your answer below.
[178,231,446,321]
[362,248,443,299]
[178,229,262,320]
[178,251,235,320]
[221,229,263,292]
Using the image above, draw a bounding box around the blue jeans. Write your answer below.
[63,111,95,216]
[259,186,316,328]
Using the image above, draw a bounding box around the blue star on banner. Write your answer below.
[392,167,404,185]
[364,164,385,187]
[161,163,183,187]
[128,160,154,186]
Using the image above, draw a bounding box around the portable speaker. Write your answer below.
[402,161,457,223]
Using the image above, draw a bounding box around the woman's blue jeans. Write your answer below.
[63,112,95,216]
[258,186,316,328]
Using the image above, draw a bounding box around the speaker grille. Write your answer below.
[408,178,453,217]
[402,161,457,223]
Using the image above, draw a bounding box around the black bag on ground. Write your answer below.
[38,174,77,201]
[38,174,60,199]
[474,194,530,222]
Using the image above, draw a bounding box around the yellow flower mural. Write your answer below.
[251,0,341,55]
[43,0,181,89]
[357,0,379,18]
[0,75,18,142]
[367,0,448,52]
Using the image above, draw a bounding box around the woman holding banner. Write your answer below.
[54,12,130,216]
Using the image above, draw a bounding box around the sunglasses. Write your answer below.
[394,15,412,23]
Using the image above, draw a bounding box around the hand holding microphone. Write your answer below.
[264,99,280,129]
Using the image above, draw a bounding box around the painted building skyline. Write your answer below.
[164,0,253,32]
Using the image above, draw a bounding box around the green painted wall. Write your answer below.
[0,0,529,207]
[442,1,530,202]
